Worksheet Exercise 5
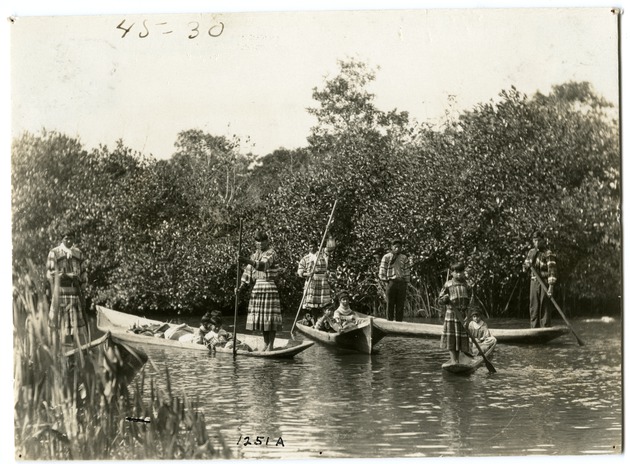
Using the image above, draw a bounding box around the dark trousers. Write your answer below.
[386,280,407,322]
[529,279,552,328]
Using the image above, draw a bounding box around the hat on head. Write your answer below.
[201,312,212,323]
[254,230,269,242]
[337,290,350,301]
[61,230,76,239]
[391,237,402,246]
[450,262,465,272]
[468,308,482,318]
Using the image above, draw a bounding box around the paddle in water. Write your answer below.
[452,307,497,374]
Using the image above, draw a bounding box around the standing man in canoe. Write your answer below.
[297,239,332,321]
[523,231,557,328]
[239,230,283,352]
[378,237,410,321]
[46,230,89,346]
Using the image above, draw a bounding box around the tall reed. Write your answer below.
[13,269,232,460]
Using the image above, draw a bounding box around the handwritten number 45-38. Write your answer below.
[116,19,224,39]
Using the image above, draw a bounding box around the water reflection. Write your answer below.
[136,318,621,459]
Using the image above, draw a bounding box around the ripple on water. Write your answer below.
[138,319,621,459]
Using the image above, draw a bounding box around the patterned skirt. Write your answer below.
[51,286,86,335]
[246,280,283,332]
[303,273,332,309]
[440,308,469,352]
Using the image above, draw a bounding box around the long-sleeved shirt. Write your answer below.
[297,250,329,278]
[241,248,278,285]
[438,278,471,311]
[378,252,410,283]
[46,243,87,289]
[524,248,557,285]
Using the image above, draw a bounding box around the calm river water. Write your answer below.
[135,316,621,459]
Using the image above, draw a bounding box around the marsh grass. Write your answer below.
[355,279,439,319]
[13,269,232,460]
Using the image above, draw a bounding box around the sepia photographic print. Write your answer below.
[6,1,625,462]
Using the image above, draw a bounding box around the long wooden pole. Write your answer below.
[530,267,585,346]
[290,199,338,336]
[233,219,243,358]
[502,277,520,314]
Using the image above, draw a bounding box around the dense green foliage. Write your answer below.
[11,59,620,317]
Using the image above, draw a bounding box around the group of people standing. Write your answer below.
[45,226,558,357]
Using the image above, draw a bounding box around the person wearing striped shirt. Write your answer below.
[378,238,410,322]
[523,231,557,328]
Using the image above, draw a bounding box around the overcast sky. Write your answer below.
[10,7,619,159]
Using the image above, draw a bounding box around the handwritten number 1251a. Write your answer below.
[116,19,224,39]
[237,435,285,447]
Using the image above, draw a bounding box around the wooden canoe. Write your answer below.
[64,331,148,385]
[355,313,569,344]
[294,316,387,354]
[96,305,314,359]
[441,338,497,375]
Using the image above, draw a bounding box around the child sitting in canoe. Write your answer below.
[438,262,471,365]
[466,309,496,354]
[315,303,335,332]
[206,316,253,352]
[173,311,214,345]
[301,312,315,327]
[333,291,358,330]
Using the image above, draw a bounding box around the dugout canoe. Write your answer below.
[63,331,148,385]
[441,338,497,375]
[294,316,387,354]
[96,305,314,359]
[355,313,569,344]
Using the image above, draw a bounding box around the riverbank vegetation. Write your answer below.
[13,269,231,459]
[11,59,620,318]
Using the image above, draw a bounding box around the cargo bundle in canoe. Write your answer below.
[295,316,387,354]
[355,313,569,344]
[96,305,314,359]
[441,338,498,375]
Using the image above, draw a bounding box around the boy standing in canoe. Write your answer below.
[523,230,557,328]
[438,262,471,365]
[378,238,410,322]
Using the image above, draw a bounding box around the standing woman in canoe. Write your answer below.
[438,262,471,365]
[238,230,282,352]
[297,239,332,321]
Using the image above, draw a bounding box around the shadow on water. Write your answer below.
[136,317,621,459]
